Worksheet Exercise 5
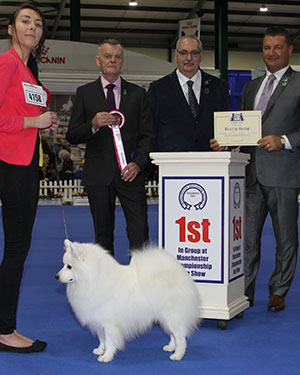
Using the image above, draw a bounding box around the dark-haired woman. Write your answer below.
[0,3,59,353]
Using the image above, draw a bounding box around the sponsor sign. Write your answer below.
[179,18,201,38]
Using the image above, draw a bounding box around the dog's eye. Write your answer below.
[67,265,72,269]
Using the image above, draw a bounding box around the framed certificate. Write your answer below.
[214,110,262,146]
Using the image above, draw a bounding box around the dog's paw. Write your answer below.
[169,353,184,361]
[169,353,183,361]
[97,354,114,363]
[93,346,105,356]
[163,344,175,353]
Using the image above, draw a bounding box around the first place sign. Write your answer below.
[162,176,224,283]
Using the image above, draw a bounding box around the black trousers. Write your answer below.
[0,144,39,334]
[86,170,149,256]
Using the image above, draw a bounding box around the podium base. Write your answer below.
[199,295,249,320]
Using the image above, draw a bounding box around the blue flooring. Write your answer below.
[0,205,299,375]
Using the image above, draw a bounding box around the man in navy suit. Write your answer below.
[67,39,155,257]
[211,27,300,312]
[148,35,229,152]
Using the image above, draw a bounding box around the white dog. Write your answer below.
[56,239,200,362]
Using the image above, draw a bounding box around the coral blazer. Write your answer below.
[0,47,39,166]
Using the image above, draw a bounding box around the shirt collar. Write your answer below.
[266,65,289,82]
[101,75,121,89]
[176,69,201,87]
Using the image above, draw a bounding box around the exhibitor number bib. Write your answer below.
[22,82,46,108]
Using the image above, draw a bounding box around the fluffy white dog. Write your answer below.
[56,239,200,362]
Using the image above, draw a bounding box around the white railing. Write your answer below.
[38,179,158,204]
[39,179,84,202]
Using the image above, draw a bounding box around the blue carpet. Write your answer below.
[0,204,300,375]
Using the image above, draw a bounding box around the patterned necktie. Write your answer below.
[106,83,116,110]
[256,74,276,115]
[187,80,198,118]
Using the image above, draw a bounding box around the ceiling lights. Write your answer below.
[260,4,269,12]
[129,1,138,6]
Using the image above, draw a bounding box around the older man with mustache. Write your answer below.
[148,35,229,152]
[67,39,155,258]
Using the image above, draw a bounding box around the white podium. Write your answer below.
[150,152,250,329]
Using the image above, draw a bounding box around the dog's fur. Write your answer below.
[56,240,200,362]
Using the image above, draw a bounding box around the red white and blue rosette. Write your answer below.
[109,110,127,171]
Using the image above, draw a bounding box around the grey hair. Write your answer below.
[58,149,70,162]
[176,35,203,51]
[98,38,124,54]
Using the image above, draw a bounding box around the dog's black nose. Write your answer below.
[55,274,59,280]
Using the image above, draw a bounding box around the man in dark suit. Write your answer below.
[148,35,229,152]
[211,27,300,311]
[66,39,155,257]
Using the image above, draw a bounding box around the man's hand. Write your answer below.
[209,139,227,152]
[257,135,283,152]
[91,112,115,129]
[121,162,140,182]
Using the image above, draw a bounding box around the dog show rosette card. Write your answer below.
[214,110,261,146]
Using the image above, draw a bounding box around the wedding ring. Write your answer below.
[267,143,270,148]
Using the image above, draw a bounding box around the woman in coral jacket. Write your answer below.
[0,3,59,353]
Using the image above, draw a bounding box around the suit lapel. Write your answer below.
[169,70,194,115]
[197,70,212,117]
[119,78,129,111]
[248,75,265,110]
[263,67,293,119]
[94,78,110,111]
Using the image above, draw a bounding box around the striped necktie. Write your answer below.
[187,80,198,118]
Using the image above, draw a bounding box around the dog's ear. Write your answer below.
[64,239,72,252]
[64,239,81,259]
[70,241,82,260]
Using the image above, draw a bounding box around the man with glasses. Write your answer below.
[148,35,229,152]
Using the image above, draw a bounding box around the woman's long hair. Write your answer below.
[9,2,48,81]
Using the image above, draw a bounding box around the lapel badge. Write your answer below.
[204,80,210,94]
[282,77,288,87]
[123,89,127,95]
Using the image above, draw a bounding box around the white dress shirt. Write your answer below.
[176,69,202,104]
[254,66,291,149]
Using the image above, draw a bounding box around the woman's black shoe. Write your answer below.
[0,339,47,353]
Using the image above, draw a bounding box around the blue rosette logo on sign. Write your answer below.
[178,183,207,211]
[233,182,241,209]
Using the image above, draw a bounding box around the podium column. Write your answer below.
[150,151,250,326]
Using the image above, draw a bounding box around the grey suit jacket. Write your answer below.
[241,67,300,188]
